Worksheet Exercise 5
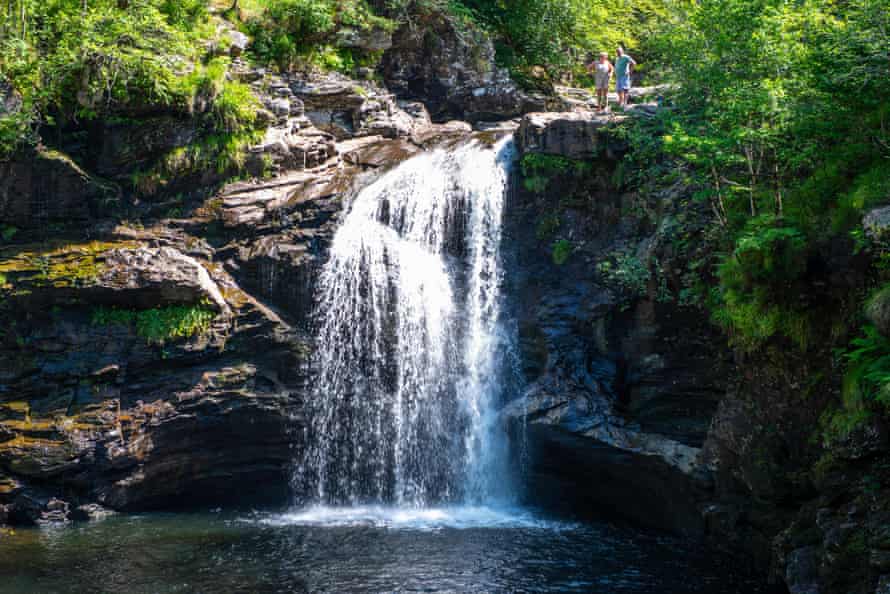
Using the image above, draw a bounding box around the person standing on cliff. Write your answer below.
[615,47,637,109]
[589,52,614,113]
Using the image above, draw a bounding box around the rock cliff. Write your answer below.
[0,42,483,525]
[509,100,890,594]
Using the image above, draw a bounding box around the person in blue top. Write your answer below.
[614,47,637,109]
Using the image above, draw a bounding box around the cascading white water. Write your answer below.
[296,136,516,508]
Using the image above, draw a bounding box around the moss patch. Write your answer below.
[92,303,215,344]
[0,241,138,291]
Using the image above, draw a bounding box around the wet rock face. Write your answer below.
[0,238,308,522]
[0,149,114,229]
[505,111,730,535]
[512,112,890,593]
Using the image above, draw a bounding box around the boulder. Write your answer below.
[864,206,890,242]
[248,122,337,172]
[9,491,72,526]
[217,162,347,231]
[457,83,548,123]
[268,97,292,119]
[0,243,228,314]
[336,26,392,52]
[381,9,540,121]
[97,247,230,313]
[228,30,250,57]
[867,285,890,337]
[516,111,628,160]
[290,73,441,141]
[826,416,889,460]
[96,116,201,177]
[411,120,473,147]
[339,136,422,169]
[785,546,821,594]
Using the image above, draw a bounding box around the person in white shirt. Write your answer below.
[588,51,614,112]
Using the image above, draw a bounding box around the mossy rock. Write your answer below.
[0,241,137,293]
[866,284,890,338]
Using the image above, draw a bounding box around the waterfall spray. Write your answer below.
[296,136,517,507]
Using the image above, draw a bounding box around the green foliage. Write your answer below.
[132,125,265,196]
[212,80,260,133]
[452,0,684,80]
[520,153,590,193]
[1,226,18,243]
[159,0,208,27]
[822,320,890,441]
[844,324,890,411]
[551,239,573,265]
[723,219,806,292]
[622,0,890,359]
[0,0,236,157]
[245,0,393,71]
[0,109,35,159]
[2,1,218,117]
[833,161,890,232]
[597,250,650,297]
[654,0,890,231]
[92,303,215,345]
[710,217,811,351]
[522,153,569,176]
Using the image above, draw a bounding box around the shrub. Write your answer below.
[597,250,650,297]
[821,322,890,440]
[721,219,807,297]
[711,217,811,351]
[212,81,260,133]
[844,324,890,411]
[520,153,590,193]
[0,110,34,160]
[246,0,393,71]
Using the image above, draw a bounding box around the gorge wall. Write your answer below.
[509,109,890,594]
[0,5,534,525]
[0,9,888,594]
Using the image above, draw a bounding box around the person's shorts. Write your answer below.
[616,74,631,91]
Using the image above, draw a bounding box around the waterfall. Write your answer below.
[296,136,517,508]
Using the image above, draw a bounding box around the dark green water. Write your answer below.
[0,506,769,593]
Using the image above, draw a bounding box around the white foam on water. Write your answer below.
[254,505,573,531]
